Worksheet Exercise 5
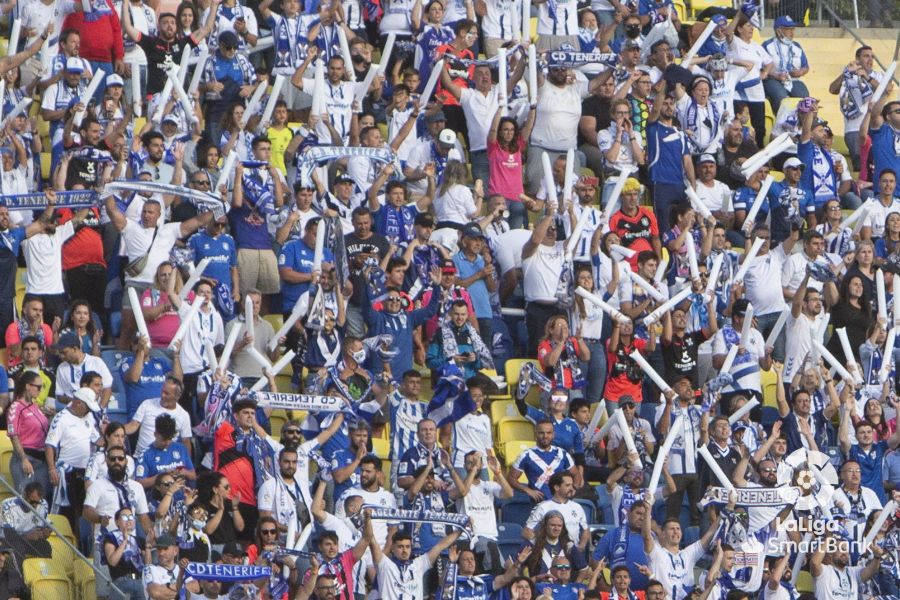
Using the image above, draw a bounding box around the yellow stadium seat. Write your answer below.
[270,409,288,438]
[381,460,392,490]
[479,369,511,400]
[38,116,50,138]
[274,374,294,393]
[75,558,96,600]
[795,571,813,593]
[502,440,533,466]
[490,400,520,426]
[0,431,13,487]
[40,152,52,180]
[23,557,68,585]
[832,134,850,158]
[0,348,7,368]
[134,116,147,134]
[688,0,730,18]
[672,0,687,22]
[372,437,390,459]
[761,367,779,408]
[32,578,73,600]
[263,314,284,335]
[497,417,535,444]
[49,536,76,577]
[48,514,76,547]
[504,358,540,406]
[770,170,785,182]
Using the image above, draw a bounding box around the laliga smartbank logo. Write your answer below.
[768,516,869,555]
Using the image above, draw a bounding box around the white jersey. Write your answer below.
[783,311,825,382]
[813,565,863,600]
[45,408,100,469]
[455,481,503,541]
[649,541,705,600]
[481,0,520,40]
[335,487,396,546]
[525,499,587,542]
[376,554,432,600]
[537,0,578,36]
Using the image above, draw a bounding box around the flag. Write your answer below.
[426,364,475,427]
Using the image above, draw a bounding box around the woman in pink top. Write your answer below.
[141,262,186,348]
[7,371,51,496]
[487,103,536,230]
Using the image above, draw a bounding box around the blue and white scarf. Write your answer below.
[684,99,720,152]
[101,530,144,571]
[241,167,276,215]
[232,419,277,489]
[84,0,114,22]
[272,14,306,70]
[382,204,417,245]
[839,69,874,120]
[295,145,400,188]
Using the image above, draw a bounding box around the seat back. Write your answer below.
[497,417,536,444]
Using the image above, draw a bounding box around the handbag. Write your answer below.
[124,226,159,277]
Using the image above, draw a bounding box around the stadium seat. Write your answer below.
[497,522,523,542]
[48,514,76,547]
[497,417,535,444]
[575,498,597,524]
[501,440,533,466]
[381,460,392,490]
[75,558,96,600]
[263,314,284,335]
[0,431,13,488]
[504,358,541,407]
[497,541,523,562]
[490,400,520,427]
[595,485,615,524]
[761,368,778,408]
[499,498,534,527]
[275,374,294,393]
[688,0,730,18]
[48,535,76,577]
[372,437,390,459]
[760,406,782,432]
[41,152,52,180]
[101,349,132,397]
[270,409,289,438]
[23,557,68,585]
[795,571,813,593]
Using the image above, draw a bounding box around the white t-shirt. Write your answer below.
[178,305,225,374]
[522,242,565,302]
[481,0,519,40]
[712,326,766,394]
[742,245,789,316]
[302,78,355,144]
[695,180,733,213]
[143,564,182,597]
[598,122,644,172]
[121,221,182,285]
[376,554,432,600]
[649,541,705,600]
[131,398,193,456]
[336,487,396,546]
[45,408,100,469]
[455,481,503,541]
[783,311,825,381]
[536,0,578,36]
[84,477,149,537]
[531,81,590,151]
[864,197,900,238]
[525,499,587,542]
[459,87,500,153]
[813,565,863,600]
[494,229,532,276]
[405,141,462,196]
[23,221,74,295]
[434,184,477,225]
[55,355,113,400]
[727,37,773,103]
[451,412,492,468]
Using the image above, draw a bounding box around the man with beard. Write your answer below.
[810,533,885,599]
[509,421,578,503]
[523,472,590,555]
[121,0,220,95]
[335,456,397,553]
[718,118,759,189]
[762,554,794,600]
[606,450,675,527]
[84,445,154,598]
[593,501,652,589]
[330,419,370,503]
[56,200,107,325]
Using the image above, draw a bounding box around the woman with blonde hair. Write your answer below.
[434,160,483,230]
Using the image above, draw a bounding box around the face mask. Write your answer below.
[192,518,206,530]
[626,25,641,38]
[351,349,366,363]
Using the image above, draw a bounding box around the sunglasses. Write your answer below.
[120,515,136,522]
[27,382,43,390]
[261,529,278,535]
[283,429,301,435]
[554,564,572,570]
[108,456,127,462]
[192,179,211,186]
[386,296,402,302]
[160,480,174,487]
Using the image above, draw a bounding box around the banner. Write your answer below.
[365,505,473,537]
[185,562,272,581]
[699,486,801,509]
[104,180,227,218]
[546,50,618,68]
[1,190,98,211]
[294,146,401,187]
[251,391,345,412]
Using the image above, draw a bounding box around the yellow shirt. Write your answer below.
[267,126,294,176]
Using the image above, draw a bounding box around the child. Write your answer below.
[266,100,294,176]
[734,101,756,142]
[386,84,418,163]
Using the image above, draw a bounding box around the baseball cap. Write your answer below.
[623,39,641,50]
[74,387,101,413]
[783,157,804,170]
[577,175,599,187]
[440,259,457,274]
[732,298,751,317]
[218,30,240,49]
[222,542,243,556]
[774,15,799,28]
[334,173,354,184]
[162,114,179,125]
[711,13,728,25]
[619,395,636,407]
[437,128,457,147]
[65,57,85,73]
[52,331,81,351]
[156,533,178,548]
[698,154,717,165]
[414,212,435,228]
[426,111,447,124]
[461,222,485,239]
[106,73,125,87]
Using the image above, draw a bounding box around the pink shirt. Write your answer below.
[7,399,49,451]
[487,138,525,200]
[142,290,194,348]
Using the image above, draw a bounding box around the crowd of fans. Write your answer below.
[0,0,898,598]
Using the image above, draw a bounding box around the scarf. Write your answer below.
[185,563,272,581]
[213,282,235,322]
[84,0,114,22]
[611,524,633,567]
[314,330,342,367]
[241,168,276,215]
[546,49,618,69]
[51,462,74,511]
[1,190,98,211]
[431,143,449,182]
[252,391,344,412]
[273,14,306,70]
[16,317,45,347]
[548,338,585,389]
[382,204,417,245]
[233,420,277,489]
[101,530,144,571]
[684,98,720,152]
[516,361,554,399]
[193,370,241,440]
[364,505,473,537]
[295,146,400,188]
[839,69,874,120]
[438,563,460,600]
[440,322,494,370]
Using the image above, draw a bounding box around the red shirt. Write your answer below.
[57,208,105,270]
[62,0,124,63]
[213,421,256,506]
[609,207,659,269]
[434,44,474,107]
[604,338,648,403]
[537,336,582,389]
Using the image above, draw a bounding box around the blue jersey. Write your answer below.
[278,238,334,312]
[869,124,900,193]
[330,447,361,501]
[188,231,238,288]
[647,121,690,186]
[398,443,450,482]
[764,180,814,243]
[535,583,587,600]
[797,140,837,204]
[455,575,497,600]
[524,407,585,457]
[119,356,171,420]
[135,441,194,480]
[848,441,888,504]
[593,526,651,589]
[402,490,449,552]
[511,446,575,499]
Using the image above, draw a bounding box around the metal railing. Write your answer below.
[0,474,125,598]
[816,0,900,84]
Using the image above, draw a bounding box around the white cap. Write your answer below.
[783,157,804,169]
[74,387,101,413]
[437,128,456,146]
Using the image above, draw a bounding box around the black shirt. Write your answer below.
[343,232,390,307]
[662,330,708,388]
[579,95,612,146]
[137,34,197,95]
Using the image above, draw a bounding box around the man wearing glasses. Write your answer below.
[187,214,240,304]
[199,30,260,142]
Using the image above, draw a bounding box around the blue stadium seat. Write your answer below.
[575,498,597,524]
[497,522,523,542]
[498,541,524,562]
[500,498,534,527]
[595,485,615,524]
